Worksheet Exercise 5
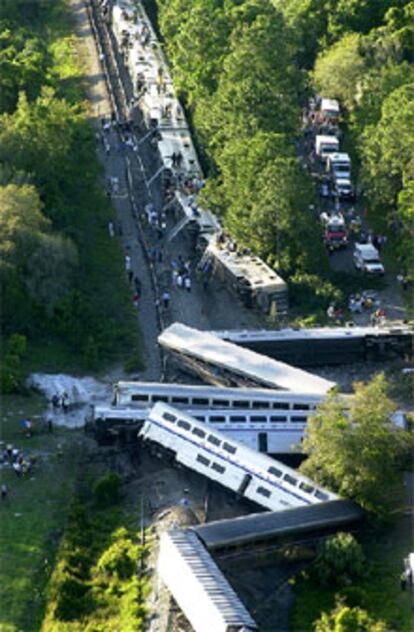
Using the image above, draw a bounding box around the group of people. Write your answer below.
[51,392,70,413]
[1,443,35,479]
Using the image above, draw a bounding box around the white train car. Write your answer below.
[139,403,339,511]
[158,529,258,632]
[158,323,336,394]
[90,404,311,453]
[201,237,289,314]
[112,382,325,410]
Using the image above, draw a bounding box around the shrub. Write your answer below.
[93,471,121,507]
[312,533,367,587]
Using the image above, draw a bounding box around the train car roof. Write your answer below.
[159,529,258,629]
[158,324,336,395]
[209,325,414,343]
[205,239,287,292]
[193,500,364,550]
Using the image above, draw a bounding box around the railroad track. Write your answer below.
[85,0,167,374]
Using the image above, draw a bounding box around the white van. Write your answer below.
[315,135,339,162]
[353,243,384,275]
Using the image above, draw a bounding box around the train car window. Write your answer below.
[291,416,307,423]
[131,394,149,402]
[192,397,209,405]
[192,427,206,439]
[210,415,225,423]
[172,397,189,404]
[196,454,210,467]
[293,403,310,410]
[152,395,169,403]
[233,400,247,408]
[252,401,269,409]
[284,474,297,486]
[270,416,287,422]
[251,415,267,423]
[299,482,315,494]
[213,399,229,407]
[194,416,205,422]
[223,442,237,455]
[177,420,191,431]
[268,466,283,478]
[162,412,177,423]
[314,489,329,500]
[272,402,289,410]
[229,416,246,423]
[212,462,225,474]
[257,486,271,498]
[207,434,221,447]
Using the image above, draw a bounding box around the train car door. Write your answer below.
[237,473,252,496]
[258,432,268,453]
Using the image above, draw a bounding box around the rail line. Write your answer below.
[85,0,168,374]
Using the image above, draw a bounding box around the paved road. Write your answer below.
[300,117,408,326]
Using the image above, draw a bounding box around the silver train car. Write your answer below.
[108,0,288,308]
[112,381,325,409]
[138,403,339,511]
[158,323,336,394]
[90,404,311,453]
[211,325,414,367]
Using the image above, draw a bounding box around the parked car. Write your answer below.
[334,177,354,200]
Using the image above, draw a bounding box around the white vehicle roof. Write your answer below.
[316,135,339,145]
[206,239,287,293]
[210,326,412,343]
[321,98,340,113]
[355,243,380,257]
[336,178,352,185]
[174,190,219,234]
[158,323,336,395]
[329,152,351,164]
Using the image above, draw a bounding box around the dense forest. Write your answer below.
[0,0,141,390]
[151,0,414,303]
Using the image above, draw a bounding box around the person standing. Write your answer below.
[184,276,192,292]
[125,254,131,272]
[162,290,171,309]
[1,484,8,501]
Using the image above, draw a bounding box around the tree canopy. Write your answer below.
[300,374,412,517]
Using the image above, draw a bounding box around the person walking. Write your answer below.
[1,484,8,501]
[162,290,171,310]
[134,276,142,296]
[125,254,131,272]
[184,276,192,292]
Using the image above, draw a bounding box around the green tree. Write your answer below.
[312,532,366,587]
[313,33,366,109]
[315,599,389,632]
[300,374,412,517]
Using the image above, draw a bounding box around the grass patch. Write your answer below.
[290,517,414,631]
[0,395,85,632]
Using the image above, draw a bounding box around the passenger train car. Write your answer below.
[159,529,258,632]
[108,0,289,312]
[89,403,313,453]
[201,237,289,315]
[112,381,324,410]
[158,323,336,394]
[138,403,339,511]
[211,325,414,367]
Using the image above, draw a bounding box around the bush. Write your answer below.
[93,471,122,507]
[312,533,367,587]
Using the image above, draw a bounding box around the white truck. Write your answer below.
[315,135,339,162]
[353,243,384,275]
[327,152,351,179]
